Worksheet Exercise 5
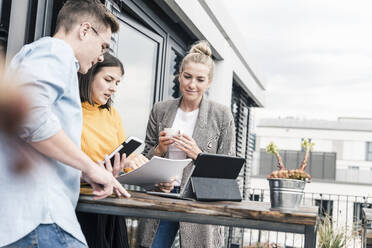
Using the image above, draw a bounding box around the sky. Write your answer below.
[220,0,372,121]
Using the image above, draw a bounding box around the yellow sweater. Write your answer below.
[81,102,126,163]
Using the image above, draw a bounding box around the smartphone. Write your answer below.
[106,136,143,165]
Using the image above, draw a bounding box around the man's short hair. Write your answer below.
[55,0,119,34]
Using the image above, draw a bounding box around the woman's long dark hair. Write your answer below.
[79,53,124,110]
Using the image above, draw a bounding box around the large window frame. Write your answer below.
[366,142,372,161]
[106,0,191,104]
[231,80,257,199]
[162,37,184,100]
[109,6,164,105]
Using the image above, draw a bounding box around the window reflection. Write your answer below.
[114,21,159,145]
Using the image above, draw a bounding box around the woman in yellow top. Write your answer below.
[77,53,147,248]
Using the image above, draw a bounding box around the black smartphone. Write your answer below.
[106,136,143,165]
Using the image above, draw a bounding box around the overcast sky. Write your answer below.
[220,0,372,121]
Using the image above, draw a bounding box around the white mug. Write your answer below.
[164,128,182,138]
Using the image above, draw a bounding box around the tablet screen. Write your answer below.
[192,153,245,179]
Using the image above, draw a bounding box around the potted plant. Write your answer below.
[266,139,314,212]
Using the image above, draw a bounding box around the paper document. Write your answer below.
[117,156,192,187]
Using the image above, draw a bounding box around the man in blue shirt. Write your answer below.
[0,0,129,247]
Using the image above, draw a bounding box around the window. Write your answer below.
[346,165,360,183]
[249,194,261,201]
[348,166,359,170]
[366,142,372,161]
[251,133,256,151]
[163,38,184,100]
[113,14,163,147]
[353,202,372,229]
[231,81,257,199]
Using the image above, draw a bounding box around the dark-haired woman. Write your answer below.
[77,53,147,248]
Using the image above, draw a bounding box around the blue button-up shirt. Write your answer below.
[0,37,86,246]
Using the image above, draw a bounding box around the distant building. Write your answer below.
[248,117,372,247]
[254,117,372,184]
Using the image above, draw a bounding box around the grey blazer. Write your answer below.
[136,96,236,248]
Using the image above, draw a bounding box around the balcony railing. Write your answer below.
[123,185,371,247]
[235,188,372,248]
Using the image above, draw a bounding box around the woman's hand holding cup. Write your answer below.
[154,129,176,156]
[172,133,202,160]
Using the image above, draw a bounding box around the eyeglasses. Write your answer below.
[91,25,110,55]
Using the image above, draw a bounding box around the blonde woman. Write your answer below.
[137,41,236,248]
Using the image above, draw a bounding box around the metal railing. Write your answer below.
[123,185,372,247]
[236,188,372,248]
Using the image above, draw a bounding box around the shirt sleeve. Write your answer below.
[10,46,73,142]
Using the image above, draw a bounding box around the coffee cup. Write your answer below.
[164,128,182,138]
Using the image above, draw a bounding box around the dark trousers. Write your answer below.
[77,212,129,248]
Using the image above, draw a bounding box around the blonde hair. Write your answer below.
[179,40,214,81]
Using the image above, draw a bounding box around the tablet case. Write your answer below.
[186,153,245,202]
[190,177,242,201]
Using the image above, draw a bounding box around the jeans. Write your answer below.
[151,187,180,248]
[3,224,87,248]
[151,220,179,248]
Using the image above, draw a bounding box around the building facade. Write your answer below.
[1,0,265,246]
[254,117,372,184]
[249,117,372,247]
[2,0,265,189]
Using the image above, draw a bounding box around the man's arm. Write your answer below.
[31,130,96,171]
[31,130,130,199]
[10,46,129,199]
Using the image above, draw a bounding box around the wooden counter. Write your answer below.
[78,187,318,247]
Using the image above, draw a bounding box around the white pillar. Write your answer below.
[208,52,233,107]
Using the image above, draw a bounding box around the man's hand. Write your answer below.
[104,153,126,178]
[82,163,130,200]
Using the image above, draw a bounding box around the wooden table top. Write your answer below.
[79,187,318,226]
